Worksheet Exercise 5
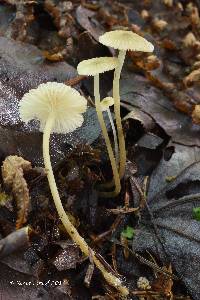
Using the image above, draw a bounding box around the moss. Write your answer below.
[0,192,10,206]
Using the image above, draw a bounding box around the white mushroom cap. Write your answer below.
[77,57,118,76]
[19,82,87,134]
[99,30,154,52]
[100,97,114,111]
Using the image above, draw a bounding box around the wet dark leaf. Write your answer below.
[122,106,166,176]
[132,162,200,300]
[121,71,200,147]
[52,242,80,271]
[0,4,15,34]
[76,5,103,41]
[0,227,31,259]
[77,31,114,97]
[0,37,108,166]
[148,144,200,200]
[0,262,50,300]
[123,107,156,133]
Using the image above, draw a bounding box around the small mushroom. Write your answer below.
[77,57,121,197]
[19,82,128,296]
[99,30,154,179]
[100,97,119,166]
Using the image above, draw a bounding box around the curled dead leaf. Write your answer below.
[0,226,31,259]
[43,50,64,62]
[151,264,173,298]
[1,156,32,229]
[183,32,200,48]
[189,5,200,26]
[4,0,35,42]
[163,0,173,7]
[153,18,168,31]
[192,104,200,124]
[137,55,160,71]
[141,10,150,20]
[183,68,200,87]
[161,38,176,50]
[44,0,74,38]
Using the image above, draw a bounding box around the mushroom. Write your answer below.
[99,30,154,179]
[77,57,121,197]
[100,97,119,166]
[19,82,128,296]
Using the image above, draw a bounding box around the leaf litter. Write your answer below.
[0,0,200,299]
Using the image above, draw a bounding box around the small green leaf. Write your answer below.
[165,176,176,182]
[0,192,10,206]
[193,207,200,221]
[121,226,135,239]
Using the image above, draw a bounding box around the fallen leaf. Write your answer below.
[120,71,200,147]
[147,143,200,200]
[151,264,173,298]
[52,243,80,271]
[0,226,31,259]
[76,5,103,41]
[132,161,200,300]
[183,69,200,87]
[2,156,32,229]
[0,0,35,42]
[0,37,109,166]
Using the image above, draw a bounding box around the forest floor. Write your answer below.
[0,0,200,299]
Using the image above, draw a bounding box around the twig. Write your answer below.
[152,193,200,213]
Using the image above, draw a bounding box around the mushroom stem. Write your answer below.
[94,75,121,197]
[106,108,119,166]
[43,113,89,254]
[113,50,126,179]
[43,113,128,296]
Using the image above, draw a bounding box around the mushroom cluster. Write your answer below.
[18,29,154,297]
[78,30,154,196]
[19,82,128,296]
[77,57,120,197]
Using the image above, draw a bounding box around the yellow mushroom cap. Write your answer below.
[99,30,154,52]
[77,57,118,76]
[100,97,114,111]
[19,82,87,134]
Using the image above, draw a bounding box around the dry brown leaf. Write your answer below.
[192,104,200,124]
[163,0,173,7]
[183,68,200,86]
[1,156,32,229]
[43,50,64,62]
[189,5,200,26]
[141,10,149,20]
[151,264,173,298]
[137,55,160,71]
[5,0,35,42]
[44,0,74,38]
[183,32,200,48]
[153,18,168,31]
